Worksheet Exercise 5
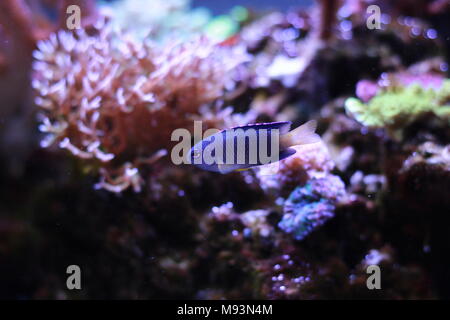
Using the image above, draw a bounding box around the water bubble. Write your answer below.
[338,5,352,18]
[243,228,252,238]
[342,32,352,40]
[381,14,391,24]
[426,29,437,39]
[411,27,421,37]
[340,20,352,32]
[293,276,304,283]
[360,127,368,135]
[404,17,413,26]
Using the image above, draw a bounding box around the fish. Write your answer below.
[187,120,321,174]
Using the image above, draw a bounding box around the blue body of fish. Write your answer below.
[188,120,319,174]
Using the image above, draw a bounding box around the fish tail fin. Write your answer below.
[281,120,321,147]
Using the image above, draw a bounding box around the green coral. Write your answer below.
[204,15,239,41]
[345,80,450,131]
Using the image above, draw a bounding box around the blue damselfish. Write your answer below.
[188,120,320,174]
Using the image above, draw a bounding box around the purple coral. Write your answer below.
[356,80,379,102]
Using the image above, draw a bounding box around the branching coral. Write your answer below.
[279,175,346,241]
[32,19,249,192]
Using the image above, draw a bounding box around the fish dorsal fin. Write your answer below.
[280,120,321,147]
[230,121,291,135]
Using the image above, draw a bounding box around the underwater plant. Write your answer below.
[32,19,249,192]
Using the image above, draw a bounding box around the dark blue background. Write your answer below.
[191,0,313,14]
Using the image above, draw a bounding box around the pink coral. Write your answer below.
[356,80,379,103]
[32,19,249,192]
[257,141,335,195]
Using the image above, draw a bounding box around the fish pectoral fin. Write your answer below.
[279,148,296,161]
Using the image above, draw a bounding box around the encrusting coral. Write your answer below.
[345,74,450,135]
[279,175,346,241]
[32,18,249,192]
